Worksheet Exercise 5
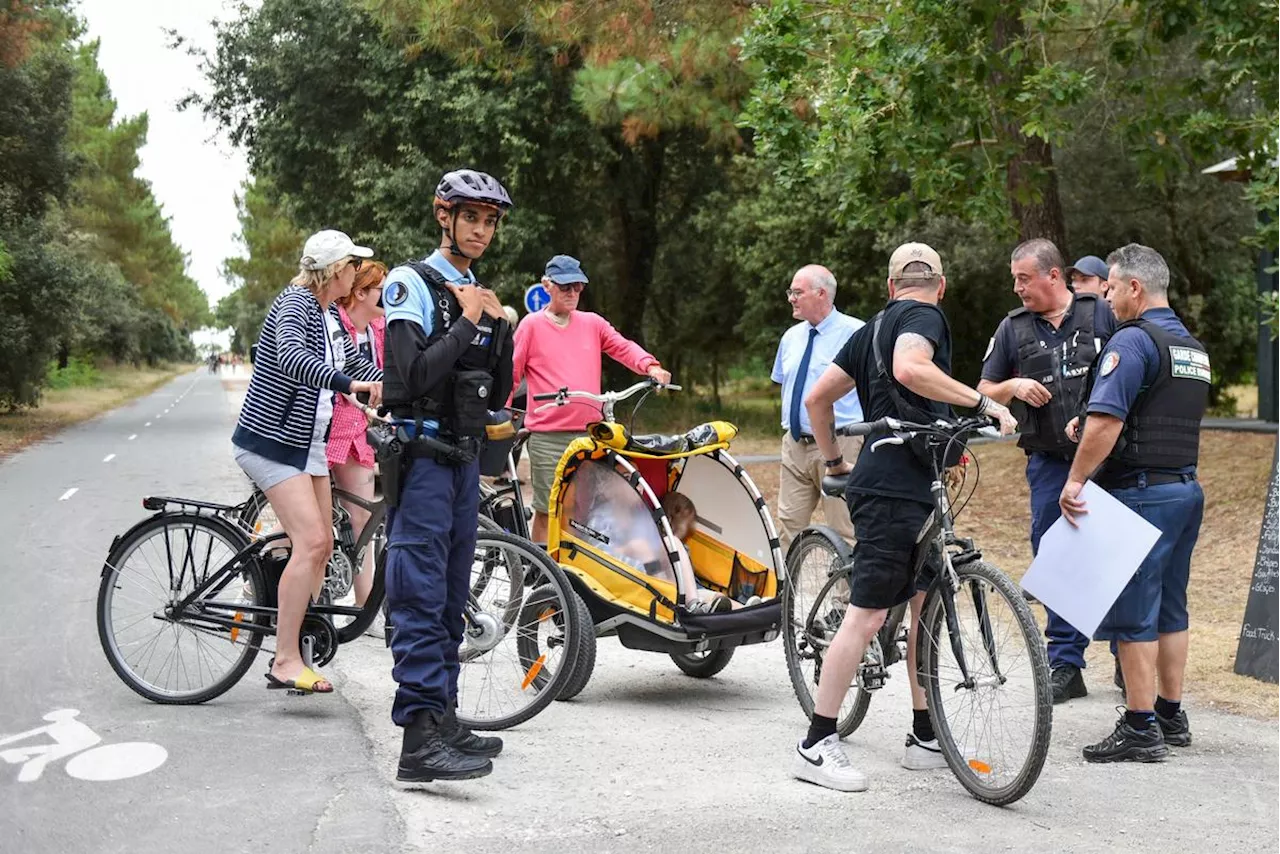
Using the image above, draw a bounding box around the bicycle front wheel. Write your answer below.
[782,529,870,738]
[456,531,582,731]
[918,560,1052,806]
[97,513,269,704]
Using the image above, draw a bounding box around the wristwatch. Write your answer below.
[824,455,844,468]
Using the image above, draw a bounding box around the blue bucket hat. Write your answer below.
[1066,255,1108,281]
[545,254,589,285]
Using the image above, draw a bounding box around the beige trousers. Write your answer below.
[776,433,864,549]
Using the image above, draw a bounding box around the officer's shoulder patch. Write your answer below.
[385,280,409,307]
[1099,351,1120,377]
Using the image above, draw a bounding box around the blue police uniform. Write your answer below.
[382,250,483,726]
[982,296,1115,670]
[1086,308,1207,642]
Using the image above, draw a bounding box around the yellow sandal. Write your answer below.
[265,666,333,695]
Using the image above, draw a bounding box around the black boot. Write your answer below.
[441,706,504,758]
[397,711,492,783]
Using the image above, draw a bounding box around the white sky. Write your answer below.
[77,0,250,309]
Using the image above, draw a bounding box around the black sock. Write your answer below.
[1125,709,1156,731]
[1155,696,1181,719]
[804,714,838,748]
[912,709,935,742]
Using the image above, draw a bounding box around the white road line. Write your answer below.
[128,434,137,441]
[144,422,151,427]
[103,454,115,463]
[58,488,78,501]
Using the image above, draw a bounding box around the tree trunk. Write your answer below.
[988,11,1068,250]
[606,131,665,348]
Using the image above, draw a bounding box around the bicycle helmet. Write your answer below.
[434,169,513,212]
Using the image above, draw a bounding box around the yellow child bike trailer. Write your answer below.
[533,380,784,690]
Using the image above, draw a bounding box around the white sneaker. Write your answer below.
[793,734,868,792]
[901,733,948,770]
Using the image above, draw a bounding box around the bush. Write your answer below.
[44,358,101,390]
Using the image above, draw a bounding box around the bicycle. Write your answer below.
[96,491,586,730]
[782,414,1052,806]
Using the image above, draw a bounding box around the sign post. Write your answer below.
[1233,438,1279,683]
[524,282,550,314]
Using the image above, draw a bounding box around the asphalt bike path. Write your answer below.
[3,371,1275,852]
[0,370,401,853]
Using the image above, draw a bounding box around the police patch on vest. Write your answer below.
[385,281,408,307]
[1169,346,1211,383]
[1099,351,1120,377]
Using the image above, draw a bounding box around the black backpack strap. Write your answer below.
[872,308,927,423]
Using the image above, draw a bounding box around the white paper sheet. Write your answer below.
[1020,480,1162,638]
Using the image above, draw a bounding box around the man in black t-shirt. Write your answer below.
[790,243,1017,793]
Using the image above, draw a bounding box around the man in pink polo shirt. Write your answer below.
[513,254,671,542]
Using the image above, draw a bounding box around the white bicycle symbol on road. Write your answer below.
[0,709,167,783]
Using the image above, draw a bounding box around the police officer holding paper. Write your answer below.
[380,169,516,783]
[1061,243,1208,763]
[977,238,1116,703]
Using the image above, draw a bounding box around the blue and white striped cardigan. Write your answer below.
[233,285,382,469]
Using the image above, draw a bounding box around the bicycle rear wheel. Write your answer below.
[97,513,269,704]
[456,531,582,731]
[918,560,1052,805]
[782,529,870,738]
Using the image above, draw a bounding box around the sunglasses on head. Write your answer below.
[553,282,585,293]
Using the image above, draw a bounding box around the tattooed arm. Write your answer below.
[893,333,1017,434]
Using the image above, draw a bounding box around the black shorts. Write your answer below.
[846,493,938,610]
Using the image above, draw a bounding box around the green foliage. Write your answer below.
[44,357,101,389]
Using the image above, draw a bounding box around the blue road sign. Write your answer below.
[524,283,551,314]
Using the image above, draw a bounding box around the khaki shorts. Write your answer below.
[527,431,588,513]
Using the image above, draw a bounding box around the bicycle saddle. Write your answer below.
[820,473,850,498]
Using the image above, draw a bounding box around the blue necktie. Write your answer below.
[789,327,818,441]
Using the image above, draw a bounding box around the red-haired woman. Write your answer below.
[327,260,388,609]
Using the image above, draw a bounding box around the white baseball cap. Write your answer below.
[300,229,374,271]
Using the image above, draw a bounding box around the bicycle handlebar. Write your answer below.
[530,379,681,415]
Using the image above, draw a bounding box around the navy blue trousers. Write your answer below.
[385,455,480,726]
[1027,452,1091,670]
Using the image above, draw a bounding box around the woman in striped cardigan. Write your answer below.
[233,230,382,695]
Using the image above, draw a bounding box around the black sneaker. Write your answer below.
[440,707,504,758]
[397,712,493,783]
[1156,709,1192,747]
[1051,665,1087,704]
[1113,658,1125,693]
[1082,711,1168,763]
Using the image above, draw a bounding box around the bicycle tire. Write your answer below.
[335,502,387,644]
[781,528,870,737]
[456,531,582,731]
[670,647,735,678]
[97,512,269,704]
[555,592,597,701]
[918,559,1052,806]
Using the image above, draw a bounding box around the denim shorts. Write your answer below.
[234,439,328,492]
[1094,479,1204,643]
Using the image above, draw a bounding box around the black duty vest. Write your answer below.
[1007,294,1102,456]
[383,262,510,434]
[1091,317,1210,482]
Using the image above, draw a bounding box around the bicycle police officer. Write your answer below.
[977,238,1116,704]
[1061,243,1208,763]
[380,169,516,783]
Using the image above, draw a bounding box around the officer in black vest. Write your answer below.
[379,170,515,783]
[978,238,1117,703]
[1061,243,1209,762]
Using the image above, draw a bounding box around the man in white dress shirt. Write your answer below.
[772,265,865,548]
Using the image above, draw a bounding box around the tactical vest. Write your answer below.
[1007,294,1102,456]
[1091,318,1210,481]
[383,262,510,437]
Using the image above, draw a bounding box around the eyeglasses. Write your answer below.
[347,257,364,271]
[553,282,586,293]
[785,288,809,298]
